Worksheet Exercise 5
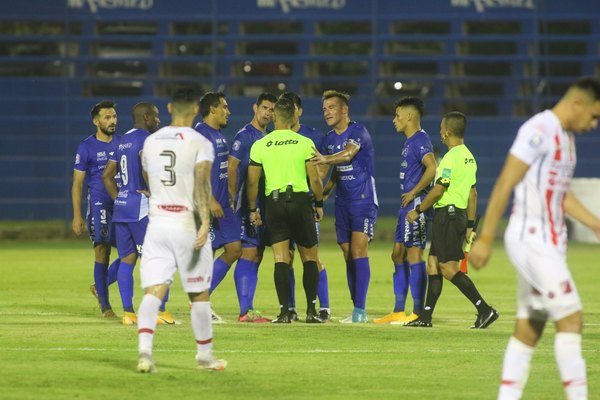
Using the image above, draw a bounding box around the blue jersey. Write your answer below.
[74,134,117,203]
[195,122,230,208]
[298,124,325,153]
[324,121,378,206]
[110,128,150,222]
[400,130,434,198]
[229,123,266,205]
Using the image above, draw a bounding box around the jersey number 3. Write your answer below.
[160,150,176,186]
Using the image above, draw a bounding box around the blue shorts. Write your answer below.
[209,206,242,250]
[240,209,270,249]
[394,207,428,249]
[87,199,115,246]
[334,202,377,244]
[115,217,148,258]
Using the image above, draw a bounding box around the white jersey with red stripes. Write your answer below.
[506,110,576,253]
[142,126,214,226]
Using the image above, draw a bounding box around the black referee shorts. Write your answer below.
[429,205,467,263]
[265,192,318,248]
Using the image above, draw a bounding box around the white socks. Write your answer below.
[137,294,162,355]
[498,333,587,400]
[498,336,534,400]
[191,301,213,358]
[555,332,587,400]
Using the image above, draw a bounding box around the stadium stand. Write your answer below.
[0,0,599,219]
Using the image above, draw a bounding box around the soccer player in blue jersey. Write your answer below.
[227,92,277,322]
[312,90,378,323]
[374,97,436,325]
[72,100,121,319]
[194,92,241,323]
[102,102,176,325]
[279,91,331,321]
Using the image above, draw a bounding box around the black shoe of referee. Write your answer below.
[272,311,292,324]
[305,310,324,324]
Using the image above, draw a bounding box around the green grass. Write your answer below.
[0,239,598,399]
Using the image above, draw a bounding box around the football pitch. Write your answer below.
[0,239,598,399]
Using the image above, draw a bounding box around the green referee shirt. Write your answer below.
[434,144,477,209]
[249,129,314,196]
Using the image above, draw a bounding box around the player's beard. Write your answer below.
[100,125,116,136]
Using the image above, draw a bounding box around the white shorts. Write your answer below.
[504,233,582,322]
[140,219,213,293]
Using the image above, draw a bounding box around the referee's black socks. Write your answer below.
[274,262,291,316]
[450,271,490,313]
[302,260,319,314]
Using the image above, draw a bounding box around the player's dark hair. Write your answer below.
[274,97,295,122]
[394,96,425,118]
[570,76,600,101]
[132,102,156,120]
[443,111,467,139]
[280,91,302,109]
[256,92,277,106]
[90,100,116,119]
[171,86,200,104]
[322,90,349,106]
[199,92,226,118]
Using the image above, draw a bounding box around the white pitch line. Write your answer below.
[1,347,598,354]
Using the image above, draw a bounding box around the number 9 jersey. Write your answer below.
[142,126,214,225]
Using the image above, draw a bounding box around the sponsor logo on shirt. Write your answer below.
[337,165,353,172]
[118,143,133,151]
[232,140,241,151]
[220,161,228,169]
[265,139,298,147]
[340,175,356,181]
[75,154,81,164]
[187,276,205,283]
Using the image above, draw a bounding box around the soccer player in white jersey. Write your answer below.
[470,76,600,400]
[136,87,226,373]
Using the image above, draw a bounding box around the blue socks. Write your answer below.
[345,260,356,305]
[160,289,169,312]
[288,267,296,309]
[353,257,371,310]
[234,258,259,315]
[210,257,232,294]
[93,261,110,311]
[393,263,409,312]
[117,261,135,313]
[107,258,120,285]
[409,262,427,314]
[318,268,329,308]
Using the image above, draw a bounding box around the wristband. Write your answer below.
[248,208,257,213]
[314,199,323,208]
[467,219,475,228]
[415,204,422,214]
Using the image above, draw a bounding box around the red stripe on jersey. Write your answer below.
[196,338,212,345]
[553,132,562,161]
[546,189,558,246]
[158,205,188,212]
[138,328,154,335]
[501,380,517,386]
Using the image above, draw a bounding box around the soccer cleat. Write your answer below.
[238,309,271,323]
[351,308,368,323]
[288,309,299,322]
[305,310,324,324]
[404,317,432,328]
[471,307,499,329]
[318,308,331,322]
[89,284,98,301]
[339,314,353,324]
[271,312,292,324]
[122,311,137,325]
[157,311,176,325]
[197,355,227,371]
[211,310,225,324]
[391,312,418,325]
[374,311,406,324]
[102,309,117,319]
[137,353,156,373]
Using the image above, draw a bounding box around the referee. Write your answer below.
[405,111,498,328]
[247,97,324,323]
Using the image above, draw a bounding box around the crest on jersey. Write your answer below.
[529,134,542,148]
[401,147,409,157]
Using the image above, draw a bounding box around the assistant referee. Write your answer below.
[247,97,325,324]
[405,111,498,329]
